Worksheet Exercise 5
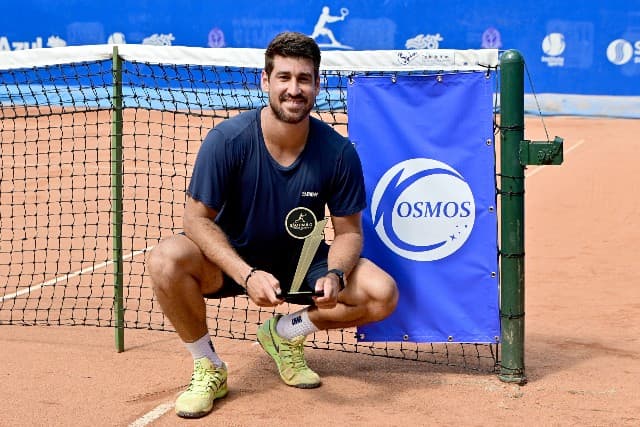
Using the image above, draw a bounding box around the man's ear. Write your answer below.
[261,70,269,91]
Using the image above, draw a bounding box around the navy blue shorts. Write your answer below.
[203,258,329,305]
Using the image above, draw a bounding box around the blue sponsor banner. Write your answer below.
[1,0,638,104]
[348,72,499,343]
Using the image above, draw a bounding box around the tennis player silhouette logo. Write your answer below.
[310,6,352,49]
[370,158,476,261]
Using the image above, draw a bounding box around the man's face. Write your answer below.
[262,55,320,124]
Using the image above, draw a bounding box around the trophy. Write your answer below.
[281,207,327,302]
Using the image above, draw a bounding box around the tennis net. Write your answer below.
[0,44,499,371]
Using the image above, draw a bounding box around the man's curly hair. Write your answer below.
[264,32,321,79]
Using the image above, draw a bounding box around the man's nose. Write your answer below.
[287,79,302,96]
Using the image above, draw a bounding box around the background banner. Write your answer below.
[1,0,638,117]
[348,72,499,343]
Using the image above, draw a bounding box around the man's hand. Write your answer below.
[312,273,341,309]
[245,270,284,307]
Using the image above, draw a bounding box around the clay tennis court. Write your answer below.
[1,113,639,426]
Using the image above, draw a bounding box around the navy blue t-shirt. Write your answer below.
[187,108,366,284]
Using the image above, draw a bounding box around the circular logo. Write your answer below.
[285,207,317,239]
[481,27,502,49]
[606,39,633,65]
[542,33,565,56]
[371,159,475,261]
[208,28,226,48]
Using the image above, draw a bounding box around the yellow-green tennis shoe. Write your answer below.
[175,357,228,419]
[257,315,321,389]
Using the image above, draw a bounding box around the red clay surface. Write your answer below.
[1,116,639,426]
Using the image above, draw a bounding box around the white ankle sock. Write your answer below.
[185,334,224,367]
[276,308,319,340]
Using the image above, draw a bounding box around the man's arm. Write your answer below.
[313,211,363,307]
[183,196,282,305]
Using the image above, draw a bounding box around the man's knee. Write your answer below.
[351,260,399,322]
[148,235,224,297]
[367,275,398,322]
[147,238,189,292]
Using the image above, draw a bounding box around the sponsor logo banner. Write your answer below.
[348,72,499,342]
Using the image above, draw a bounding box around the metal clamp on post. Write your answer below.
[519,136,564,166]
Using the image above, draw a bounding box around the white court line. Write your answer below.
[525,139,585,179]
[2,243,162,426]
[128,403,174,427]
[0,247,153,301]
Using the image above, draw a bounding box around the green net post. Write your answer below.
[111,46,125,352]
[498,49,527,384]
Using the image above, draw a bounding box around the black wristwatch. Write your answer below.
[326,268,345,290]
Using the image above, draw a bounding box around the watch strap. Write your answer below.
[326,268,345,290]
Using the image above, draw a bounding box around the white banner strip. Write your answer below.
[0,44,498,72]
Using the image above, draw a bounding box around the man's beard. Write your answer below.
[269,94,314,124]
